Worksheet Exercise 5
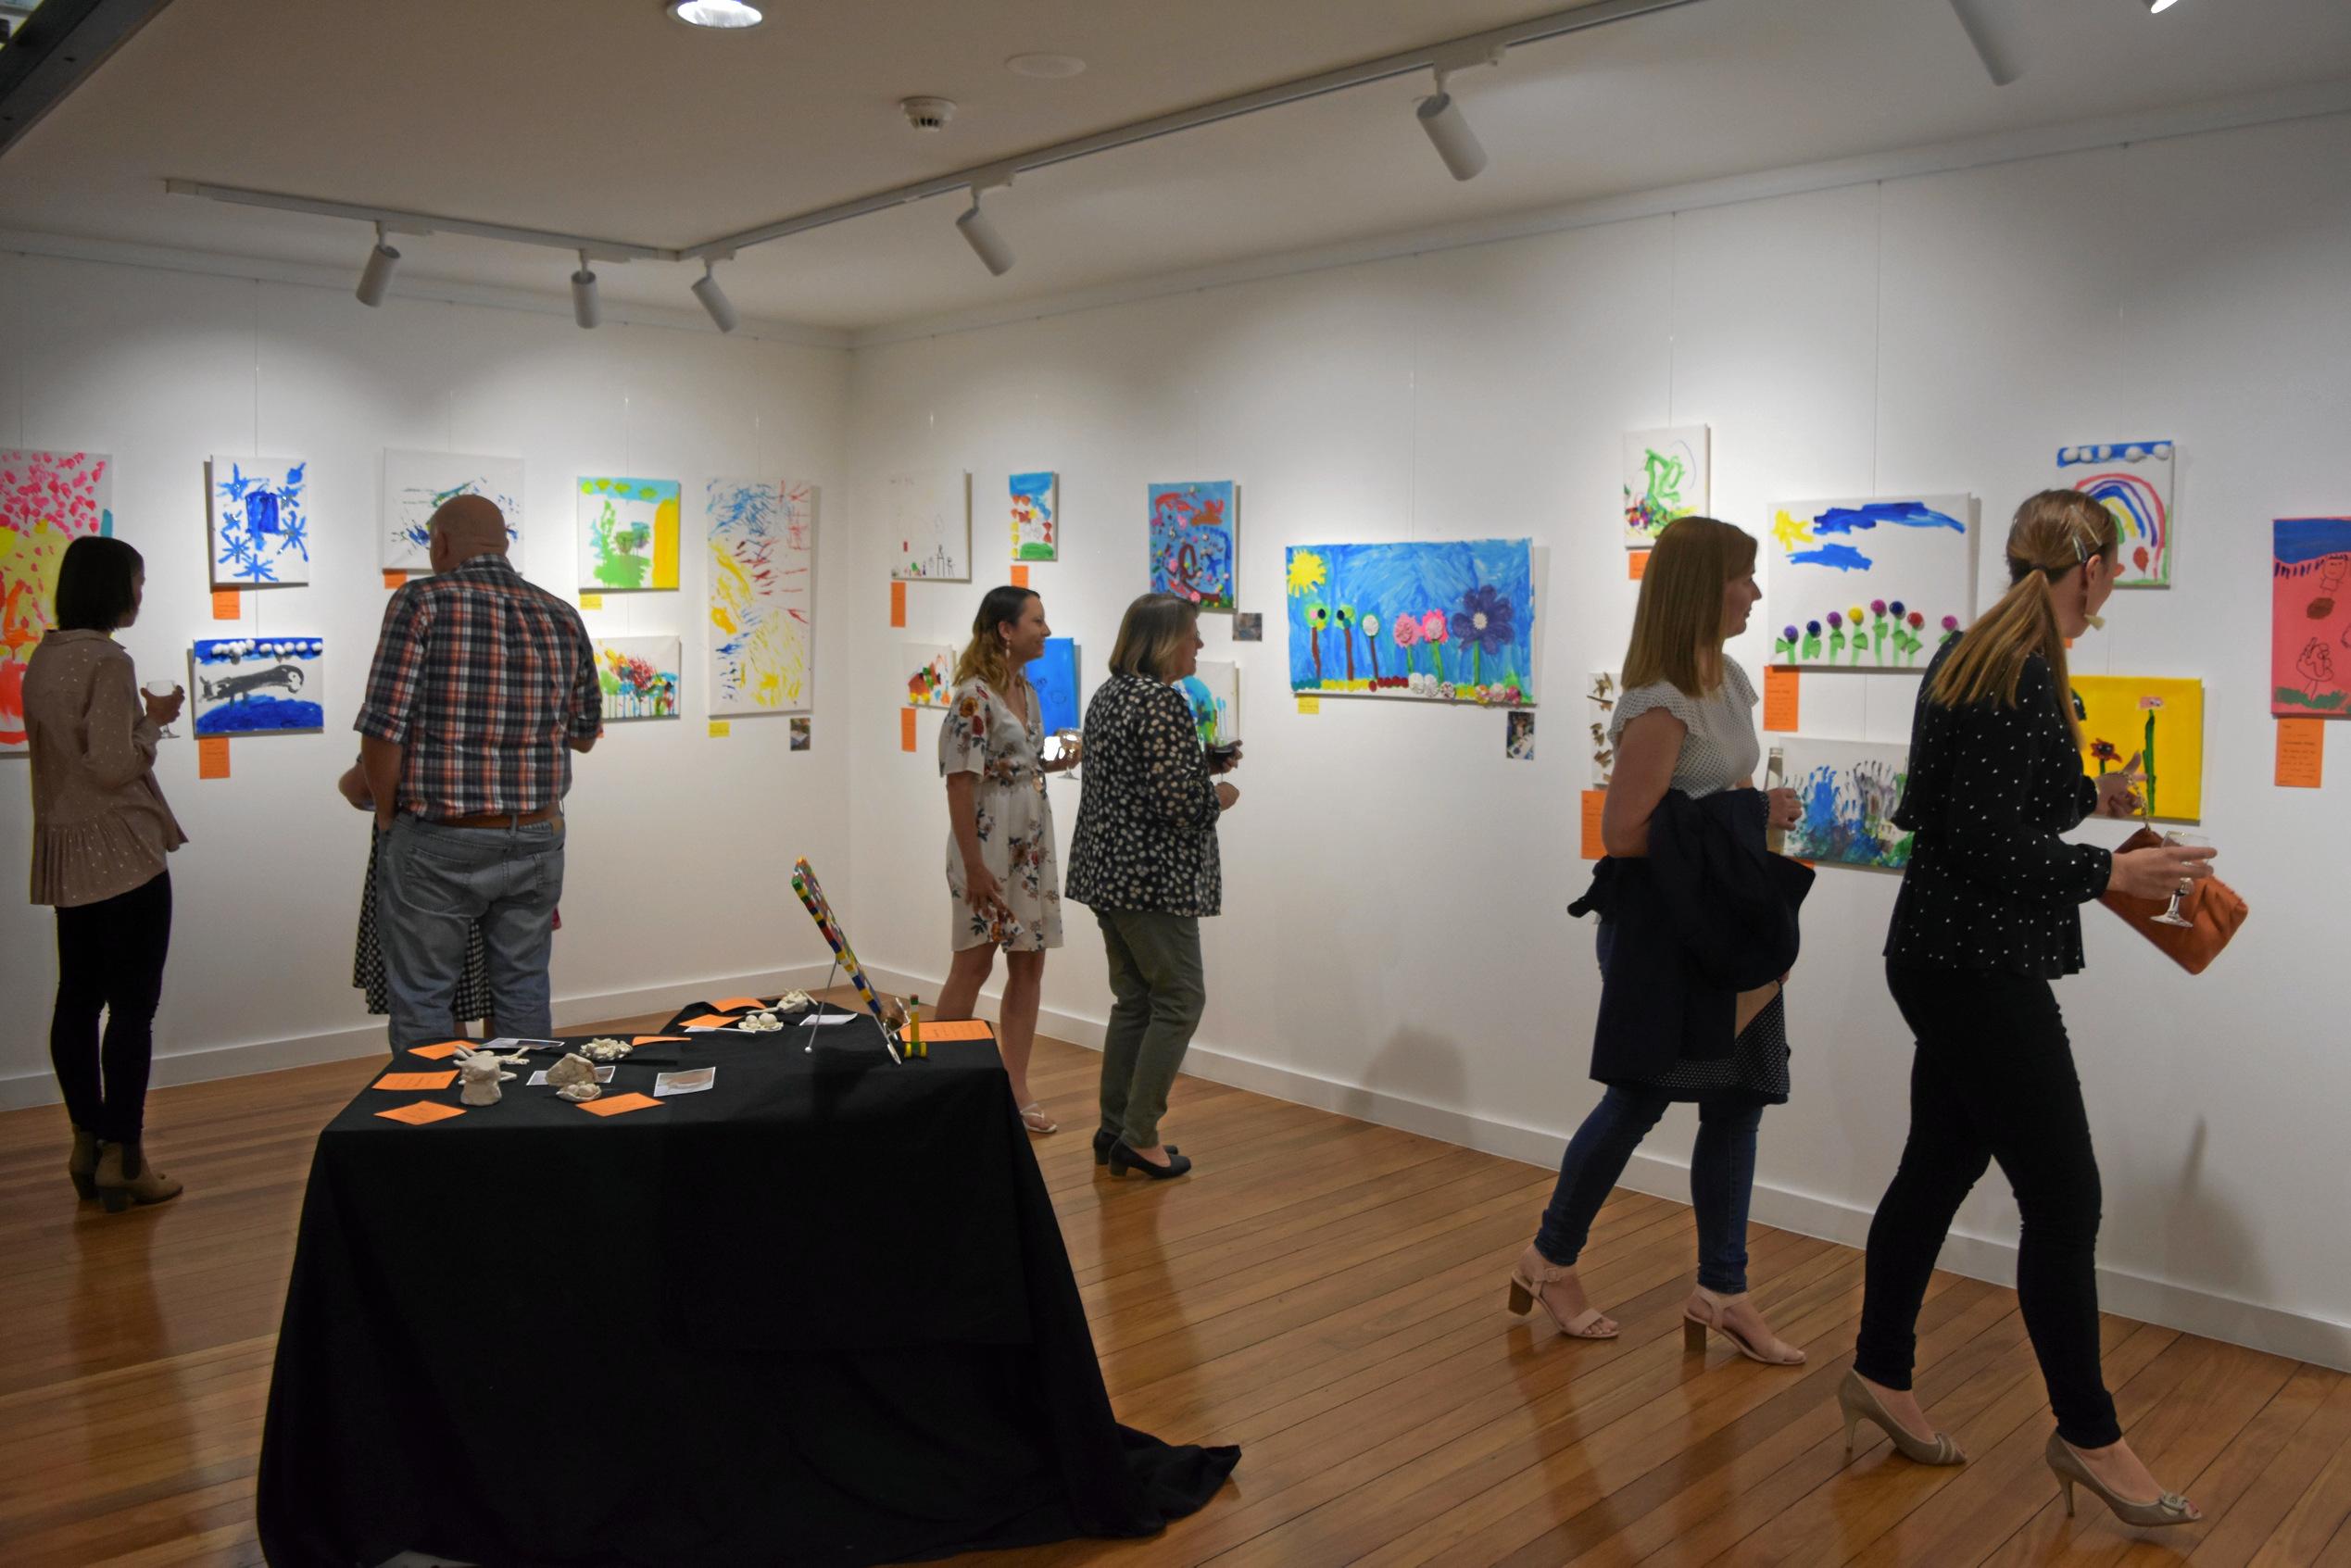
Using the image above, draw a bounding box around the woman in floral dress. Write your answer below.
[937,585,1074,1134]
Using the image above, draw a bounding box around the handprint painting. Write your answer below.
[1781,739,1913,871]
[2273,518,2351,718]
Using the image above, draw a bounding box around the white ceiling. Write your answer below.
[4,0,2350,335]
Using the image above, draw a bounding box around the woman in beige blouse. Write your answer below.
[24,536,188,1211]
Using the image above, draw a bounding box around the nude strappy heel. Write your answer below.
[1505,1244,1618,1339]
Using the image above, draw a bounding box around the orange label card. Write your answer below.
[210,588,240,620]
[1580,788,1606,860]
[633,1035,690,1046]
[196,735,231,779]
[900,707,918,752]
[1011,564,1030,588]
[678,1013,735,1029]
[579,1091,662,1117]
[407,1041,469,1060]
[918,1020,996,1043]
[373,1070,458,1091]
[1628,550,1650,582]
[382,570,406,589]
[375,1100,466,1126]
[710,997,765,1011]
[2276,718,2325,788]
[1763,666,1800,733]
[889,581,907,628]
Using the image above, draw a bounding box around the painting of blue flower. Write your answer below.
[209,456,312,587]
[1284,538,1537,704]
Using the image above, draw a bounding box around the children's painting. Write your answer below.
[1285,539,1537,704]
[2273,517,2351,718]
[2056,441,2171,588]
[1011,471,1058,562]
[890,470,971,581]
[1764,495,1976,670]
[3,449,112,754]
[382,450,522,571]
[1623,427,1709,548]
[208,457,311,587]
[1149,481,1237,611]
[577,477,680,592]
[1506,709,1536,761]
[2073,674,2204,822]
[1782,739,1913,871]
[904,644,957,709]
[190,637,324,735]
[707,477,814,715]
[1026,636,1080,733]
[595,636,682,721]
[1177,659,1238,747]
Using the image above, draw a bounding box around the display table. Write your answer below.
[255,999,1237,1567]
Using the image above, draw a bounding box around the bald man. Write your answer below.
[355,496,601,1050]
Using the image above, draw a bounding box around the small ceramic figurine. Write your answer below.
[582,1037,633,1064]
[546,1052,597,1089]
[739,1010,784,1033]
[556,1080,602,1103]
[457,1050,514,1107]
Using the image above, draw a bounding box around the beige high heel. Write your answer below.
[1682,1286,1806,1365]
[2044,1433,2197,1528]
[1505,1244,1618,1339]
[68,1124,100,1200]
[94,1141,182,1213]
[1838,1370,1966,1465]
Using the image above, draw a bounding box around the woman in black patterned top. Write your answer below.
[1843,491,2214,1528]
[1065,594,1240,1180]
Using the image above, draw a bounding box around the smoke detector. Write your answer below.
[899,96,957,132]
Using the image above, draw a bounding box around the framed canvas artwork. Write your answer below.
[2,448,111,753]
[209,457,311,587]
[707,477,814,715]
[2273,518,2351,718]
[1623,426,1709,548]
[1284,539,1535,703]
[577,477,681,592]
[1765,495,1976,670]
[2056,440,2171,588]
[383,450,522,571]
[891,470,971,582]
[1011,471,1058,562]
[190,637,324,734]
[594,635,682,721]
[1149,481,1236,611]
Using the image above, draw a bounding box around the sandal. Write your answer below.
[1506,1243,1618,1339]
[1019,1102,1059,1135]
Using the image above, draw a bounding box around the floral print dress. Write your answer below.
[940,677,1063,952]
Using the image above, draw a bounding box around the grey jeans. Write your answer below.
[376,816,564,1050]
[1095,908,1206,1148]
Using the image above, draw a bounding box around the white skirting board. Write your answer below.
[859,964,2351,1376]
[0,962,840,1111]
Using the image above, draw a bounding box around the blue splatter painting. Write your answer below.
[1284,539,1536,703]
[1781,738,1912,870]
[382,450,523,571]
[1026,636,1080,734]
[190,637,325,735]
[1764,494,1975,670]
[208,457,311,586]
[1149,481,1236,611]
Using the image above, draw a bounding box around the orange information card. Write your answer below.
[1628,550,1650,582]
[1763,666,1801,733]
[407,1041,469,1060]
[375,1100,466,1126]
[1580,789,1607,860]
[710,997,765,1011]
[210,588,240,621]
[900,708,918,752]
[678,1013,736,1030]
[382,570,406,590]
[1011,564,1030,588]
[889,580,907,628]
[632,1035,691,1046]
[2276,718,2325,788]
[196,735,231,779]
[917,1020,996,1043]
[373,1070,458,1092]
[579,1092,662,1117]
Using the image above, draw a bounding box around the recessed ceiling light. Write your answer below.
[667,1,763,30]
[1006,54,1086,80]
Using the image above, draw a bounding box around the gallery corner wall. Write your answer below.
[0,250,856,1098]
[837,109,2351,1368]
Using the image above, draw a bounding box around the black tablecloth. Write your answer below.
[256,1001,1237,1566]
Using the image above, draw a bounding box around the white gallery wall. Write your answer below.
[0,253,854,1096]
[841,110,2351,1366]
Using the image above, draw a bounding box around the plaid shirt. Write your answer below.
[355,554,600,820]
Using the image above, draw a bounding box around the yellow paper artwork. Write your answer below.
[2072,674,2204,822]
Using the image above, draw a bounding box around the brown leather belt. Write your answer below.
[429,807,562,830]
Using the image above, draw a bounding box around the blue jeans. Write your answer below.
[1533,920,1765,1293]
[376,817,563,1050]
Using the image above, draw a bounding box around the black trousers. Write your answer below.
[50,870,172,1145]
[1854,961,2122,1449]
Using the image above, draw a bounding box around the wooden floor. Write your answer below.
[4,1009,2349,1567]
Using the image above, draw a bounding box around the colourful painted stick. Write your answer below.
[790,858,900,1062]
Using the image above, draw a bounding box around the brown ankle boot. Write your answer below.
[95,1141,183,1213]
[69,1124,100,1200]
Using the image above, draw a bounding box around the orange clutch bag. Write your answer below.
[2097,827,2248,975]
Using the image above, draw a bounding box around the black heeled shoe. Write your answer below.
[1093,1129,1177,1166]
[1106,1138,1192,1180]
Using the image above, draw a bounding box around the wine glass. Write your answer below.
[2149,831,2208,928]
[1047,728,1083,777]
[142,681,182,739]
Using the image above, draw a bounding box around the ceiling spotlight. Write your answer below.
[956,189,1014,277]
[355,222,399,307]
[2142,0,2181,11]
[571,252,600,329]
[1416,74,1488,182]
[666,0,763,29]
[691,258,739,333]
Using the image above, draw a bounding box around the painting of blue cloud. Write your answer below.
[1781,738,1913,870]
[1149,482,1236,611]
[208,457,311,586]
[1763,495,1976,670]
[382,450,523,571]
[1026,636,1080,733]
[190,637,324,735]
[1284,539,1537,703]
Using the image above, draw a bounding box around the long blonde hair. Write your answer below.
[952,585,1038,692]
[1621,515,1756,696]
[1108,592,1200,681]
[1928,489,2118,747]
